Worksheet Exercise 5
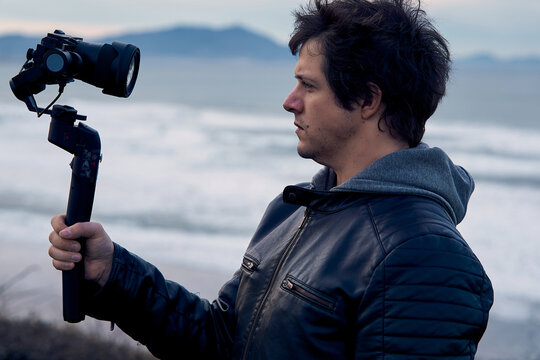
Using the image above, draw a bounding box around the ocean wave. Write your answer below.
[2,99,540,321]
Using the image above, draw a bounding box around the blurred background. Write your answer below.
[0,0,539,359]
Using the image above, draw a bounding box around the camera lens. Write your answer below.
[122,46,140,97]
[72,40,140,97]
[127,58,136,89]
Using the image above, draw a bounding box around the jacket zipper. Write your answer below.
[241,208,311,360]
[281,277,335,311]
[242,256,258,274]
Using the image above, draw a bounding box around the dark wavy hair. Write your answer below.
[289,0,451,147]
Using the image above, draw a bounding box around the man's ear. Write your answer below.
[360,82,383,120]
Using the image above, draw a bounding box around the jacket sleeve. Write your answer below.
[354,235,494,359]
[84,243,239,359]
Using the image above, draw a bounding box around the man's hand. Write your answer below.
[49,214,114,287]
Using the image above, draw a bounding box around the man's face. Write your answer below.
[283,39,362,169]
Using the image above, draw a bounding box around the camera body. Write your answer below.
[10,30,140,112]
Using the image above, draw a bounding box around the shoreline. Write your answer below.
[1,241,539,359]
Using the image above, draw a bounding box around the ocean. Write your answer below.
[1,57,539,324]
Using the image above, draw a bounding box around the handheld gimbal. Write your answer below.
[10,30,140,323]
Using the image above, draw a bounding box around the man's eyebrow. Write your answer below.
[295,74,319,85]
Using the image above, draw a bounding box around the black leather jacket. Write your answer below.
[85,147,493,359]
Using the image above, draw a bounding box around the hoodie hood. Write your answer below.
[309,143,474,225]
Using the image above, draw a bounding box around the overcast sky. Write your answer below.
[1,0,538,58]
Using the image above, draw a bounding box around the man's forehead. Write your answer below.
[295,39,325,78]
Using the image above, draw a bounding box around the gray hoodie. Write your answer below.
[310,143,474,225]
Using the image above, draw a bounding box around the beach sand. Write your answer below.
[1,240,539,360]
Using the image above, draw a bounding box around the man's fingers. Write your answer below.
[50,214,68,233]
[58,221,103,240]
[49,230,81,252]
[48,245,82,264]
[52,259,76,271]
[51,214,104,240]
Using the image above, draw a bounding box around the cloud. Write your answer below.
[425,0,540,57]
[0,19,125,38]
[0,0,538,56]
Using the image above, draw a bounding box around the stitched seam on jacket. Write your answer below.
[385,298,484,312]
[366,200,390,358]
[366,201,387,255]
[388,240,477,255]
[383,232,471,254]
[385,264,483,279]
[384,350,473,357]
[366,200,387,358]
[384,316,482,327]
[388,242,473,257]
[384,218,459,239]
[384,333,478,340]
[383,254,387,359]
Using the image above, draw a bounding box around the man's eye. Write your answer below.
[302,81,314,89]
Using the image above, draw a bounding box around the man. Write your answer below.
[49,0,493,358]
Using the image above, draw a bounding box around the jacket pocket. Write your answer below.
[281,275,336,313]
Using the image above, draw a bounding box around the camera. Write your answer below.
[10,29,140,113]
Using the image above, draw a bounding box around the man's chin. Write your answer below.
[297,152,311,160]
[297,146,320,163]
[297,146,311,159]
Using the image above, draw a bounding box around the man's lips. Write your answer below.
[294,122,304,136]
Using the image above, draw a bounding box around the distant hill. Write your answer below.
[101,26,291,60]
[0,34,41,62]
[0,25,292,62]
[455,53,540,67]
[1,26,539,66]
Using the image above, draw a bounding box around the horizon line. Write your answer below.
[1,25,539,61]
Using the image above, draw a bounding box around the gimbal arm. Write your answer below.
[48,105,101,323]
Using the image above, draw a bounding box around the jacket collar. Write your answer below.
[285,143,474,225]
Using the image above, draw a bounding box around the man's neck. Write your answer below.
[333,140,409,186]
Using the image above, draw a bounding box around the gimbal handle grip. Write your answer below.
[62,159,98,323]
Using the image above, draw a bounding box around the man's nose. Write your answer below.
[283,88,302,113]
